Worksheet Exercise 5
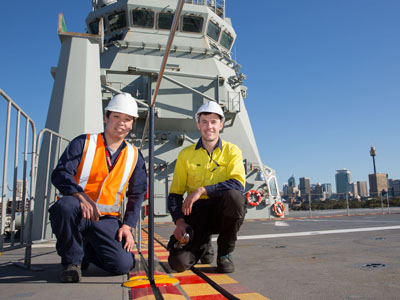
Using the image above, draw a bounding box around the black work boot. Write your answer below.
[200,241,214,264]
[59,264,82,283]
[217,254,234,273]
[81,257,90,271]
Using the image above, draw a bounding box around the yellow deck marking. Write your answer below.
[161,295,186,300]
[181,283,220,296]
[235,293,271,300]
[128,274,169,280]
[208,274,238,284]
[136,229,272,300]
[123,274,179,288]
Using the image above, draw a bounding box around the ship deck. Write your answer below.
[1,208,400,300]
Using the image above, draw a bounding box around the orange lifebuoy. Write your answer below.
[246,190,262,207]
[272,202,285,217]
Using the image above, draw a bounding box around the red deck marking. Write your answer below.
[132,228,271,300]
[156,255,169,260]
[190,294,228,300]
[130,286,153,298]
[174,275,207,284]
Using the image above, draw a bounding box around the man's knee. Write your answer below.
[222,190,246,218]
[103,253,135,275]
[49,195,80,219]
[168,250,195,272]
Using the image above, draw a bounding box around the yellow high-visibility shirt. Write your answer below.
[169,139,245,198]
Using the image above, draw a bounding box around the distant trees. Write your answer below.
[290,197,400,211]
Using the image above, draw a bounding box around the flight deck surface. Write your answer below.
[155,208,400,300]
[1,208,399,300]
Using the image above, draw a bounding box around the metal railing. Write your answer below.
[0,89,71,268]
[0,89,36,269]
[286,192,393,218]
[186,0,225,18]
[92,0,225,18]
[227,91,241,113]
[34,129,70,242]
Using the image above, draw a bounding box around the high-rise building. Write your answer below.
[299,177,311,201]
[282,183,288,196]
[388,179,400,197]
[347,182,358,197]
[283,184,300,204]
[311,183,324,201]
[288,175,296,187]
[369,173,388,197]
[322,183,332,198]
[335,169,352,194]
[357,181,368,198]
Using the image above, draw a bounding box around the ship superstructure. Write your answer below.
[32,0,282,240]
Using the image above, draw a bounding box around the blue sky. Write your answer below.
[1,0,399,192]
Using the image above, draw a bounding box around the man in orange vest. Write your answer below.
[49,93,147,283]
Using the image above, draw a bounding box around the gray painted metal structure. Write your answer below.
[32,0,284,240]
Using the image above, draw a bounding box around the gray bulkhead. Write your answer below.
[86,0,282,220]
[32,0,282,239]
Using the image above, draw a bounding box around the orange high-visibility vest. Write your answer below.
[74,134,138,217]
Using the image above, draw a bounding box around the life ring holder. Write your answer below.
[272,201,285,217]
[246,190,262,207]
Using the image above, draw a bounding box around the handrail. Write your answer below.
[0,89,37,269]
[35,128,70,241]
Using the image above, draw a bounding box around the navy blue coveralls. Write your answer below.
[49,133,147,275]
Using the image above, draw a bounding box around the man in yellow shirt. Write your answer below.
[167,101,246,273]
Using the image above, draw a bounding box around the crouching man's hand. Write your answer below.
[118,224,134,252]
[174,218,188,243]
[182,187,206,216]
[73,192,101,222]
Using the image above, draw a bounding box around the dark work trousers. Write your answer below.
[48,195,134,275]
[168,189,247,272]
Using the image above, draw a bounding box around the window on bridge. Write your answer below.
[132,9,155,28]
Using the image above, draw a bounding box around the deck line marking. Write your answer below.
[211,225,400,241]
[274,221,289,227]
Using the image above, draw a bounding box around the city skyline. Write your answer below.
[279,145,396,192]
[282,168,397,196]
[280,144,397,193]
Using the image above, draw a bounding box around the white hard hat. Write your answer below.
[105,93,138,118]
[195,101,224,122]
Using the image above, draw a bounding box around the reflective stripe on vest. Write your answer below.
[96,142,136,214]
[78,134,98,191]
[74,133,138,216]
